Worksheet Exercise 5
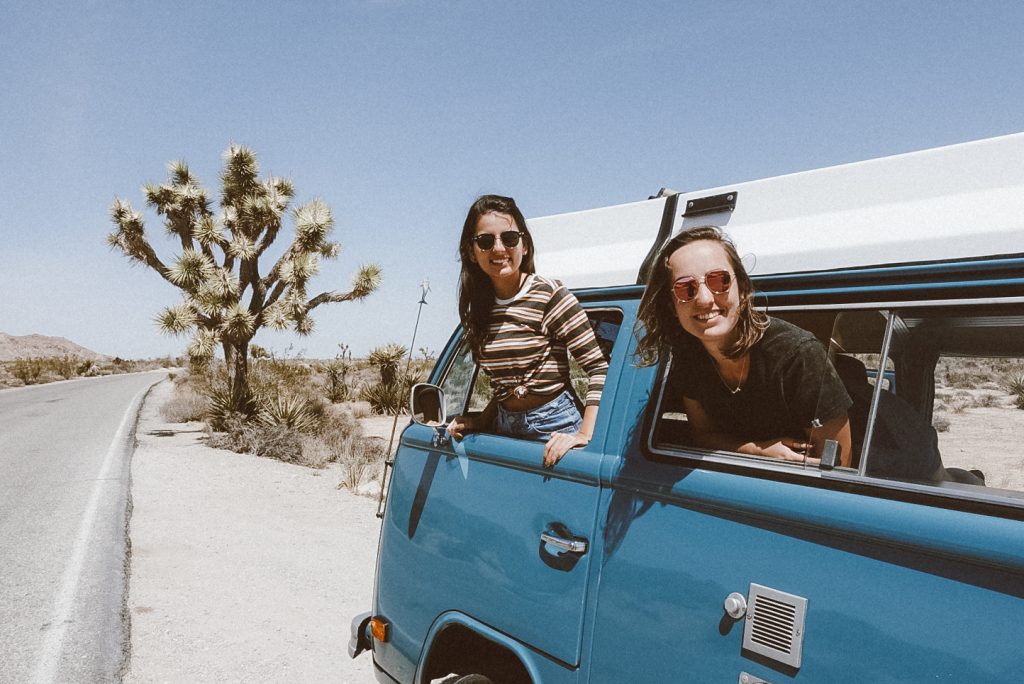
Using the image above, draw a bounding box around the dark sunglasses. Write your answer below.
[472,230,523,251]
[672,269,733,302]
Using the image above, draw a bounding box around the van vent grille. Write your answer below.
[741,584,807,670]
[750,595,796,653]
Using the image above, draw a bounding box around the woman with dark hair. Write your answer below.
[447,194,609,467]
[636,226,852,465]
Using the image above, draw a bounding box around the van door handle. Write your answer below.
[540,531,588,554]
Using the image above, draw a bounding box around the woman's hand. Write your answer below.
[758,438,820,465]
[543,431,591,467]
[447,414,476,440]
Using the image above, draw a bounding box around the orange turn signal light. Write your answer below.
[370,616,390,642]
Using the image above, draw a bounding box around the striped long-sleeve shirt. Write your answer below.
[479,275,608,406]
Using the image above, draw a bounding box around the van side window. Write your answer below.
[893,307,1024,495]
[651,305,1024,501]
[438,308,623,427]
[652,312,848,467]
[436,340,477,419]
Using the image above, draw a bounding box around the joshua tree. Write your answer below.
[368,343,407,387]
[361,343,410,415]
[106,144,381,402]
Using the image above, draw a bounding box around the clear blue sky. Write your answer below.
[2,1,1023,360]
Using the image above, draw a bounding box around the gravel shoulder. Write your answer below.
[125,379,381,682]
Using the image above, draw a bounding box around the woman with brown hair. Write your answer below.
[446,194,608,467]
[636,226,852,466]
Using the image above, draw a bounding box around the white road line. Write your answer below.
[31,383,151,684]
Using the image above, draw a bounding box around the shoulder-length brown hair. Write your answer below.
[634,225,767,366]
[457,194,537,360]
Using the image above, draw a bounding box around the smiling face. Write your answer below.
[667,239,742,352]
[469,211,529,295]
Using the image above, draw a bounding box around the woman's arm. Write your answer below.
[543,403,598,467]
[807,413,853,467]
[447,397,498,440]
[684,397,816,464]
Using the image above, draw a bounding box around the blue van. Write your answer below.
[352,133,1024,683]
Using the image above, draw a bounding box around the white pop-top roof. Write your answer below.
[530,132,1024,289]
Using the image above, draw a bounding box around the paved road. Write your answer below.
[0,372,167,683]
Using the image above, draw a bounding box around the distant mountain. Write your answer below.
[0,333,110,362]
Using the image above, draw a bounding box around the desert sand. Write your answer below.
[125,380,382,682]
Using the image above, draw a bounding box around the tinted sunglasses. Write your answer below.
[672,269,733,302]
[472,230,524,251]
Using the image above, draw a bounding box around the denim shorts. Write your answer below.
[495,390,582,441]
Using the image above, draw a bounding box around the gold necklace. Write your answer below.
[713,355,748,394]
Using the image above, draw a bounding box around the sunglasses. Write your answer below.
[672,269,733,303]
[472,230,524,251]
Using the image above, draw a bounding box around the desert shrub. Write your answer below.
[368,343,406,386]
[208,414,304,463]
[1006,371,1024,395]
[360,379,413,416]
[258,394,320,433]
[951,398,971,414]
[161,382,209,422]
[319,344,356,403]
[932,413,951,433]
[296,436,336,469]
[310,410,386,485]
[11,357,44,385]
[350,402,371,419]
[205,381,262,430]
[975,393,1000,408]
[1005,371,1024,410]
[247,347,315,396]
[52,355,78,379]
[938,357,1004,390]
[320,358,353,403]
[0,364,17,388]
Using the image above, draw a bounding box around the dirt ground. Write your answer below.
[936,404,1024,491]
[126,380,385,683]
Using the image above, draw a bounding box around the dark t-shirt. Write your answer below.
[668,318,851,441]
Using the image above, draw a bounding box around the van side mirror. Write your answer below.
[410,383,447,427]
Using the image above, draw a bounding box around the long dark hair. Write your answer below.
[634,225,767,365]
[457,194,537,360]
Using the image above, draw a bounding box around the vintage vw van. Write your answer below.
[352,133,1024,683]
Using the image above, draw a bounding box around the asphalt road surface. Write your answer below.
[0,372,167,683]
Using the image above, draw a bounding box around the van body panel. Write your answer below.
[588,474,1022,682]
[375,422,603,670]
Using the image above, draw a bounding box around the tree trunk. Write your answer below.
[231,340,250,399]
[223,341,234,377]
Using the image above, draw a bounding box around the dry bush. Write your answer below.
[1006,371,1024,410]
[338,438,387,490]
[257,394,322,433]
[161,381,209,423]
[932,412,951,433]
[0,363,18,388]
[312,409,387,486]
[939,357,1001,390]
[975,393,1000,408]
[207,415,304,463]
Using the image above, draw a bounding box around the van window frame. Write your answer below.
[644,296,1024,517]
[432,304,626,426]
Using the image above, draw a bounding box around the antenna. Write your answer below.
[376,279,429,518]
